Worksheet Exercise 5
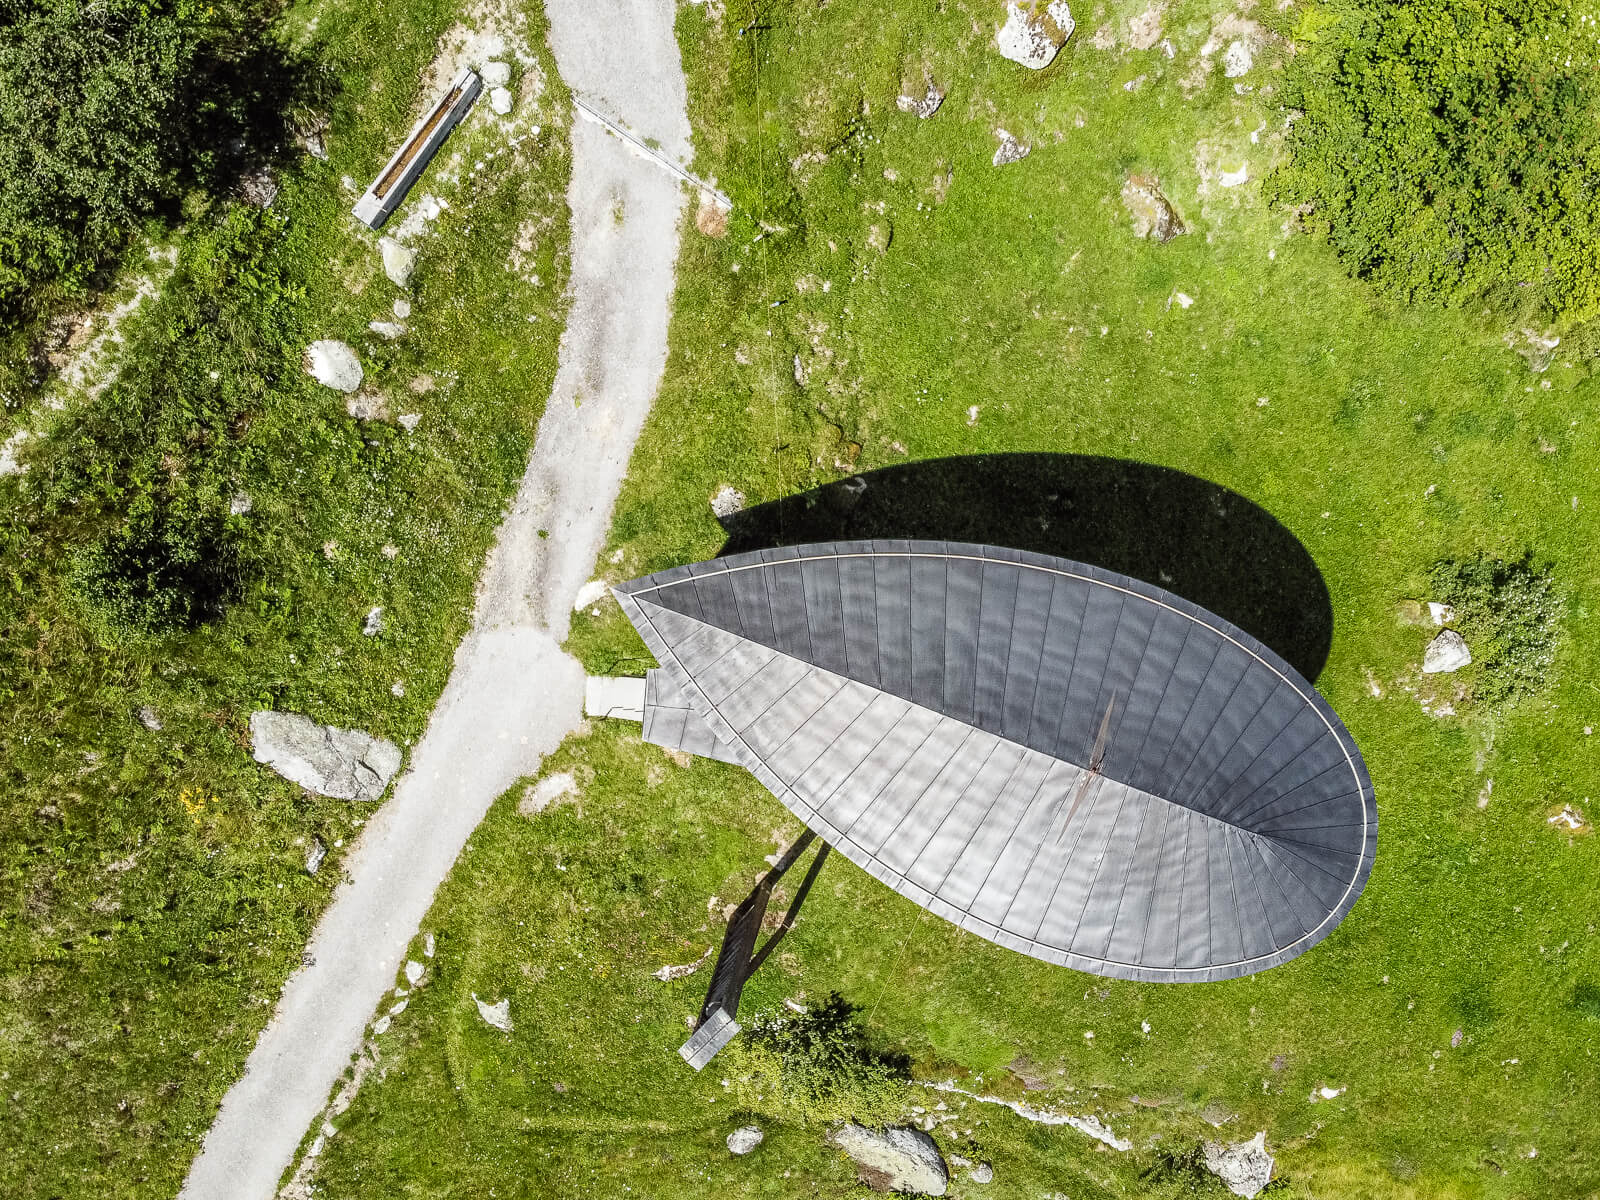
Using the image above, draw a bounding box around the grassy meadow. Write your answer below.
[307,1,1600,1198]
[0,0,570,1194]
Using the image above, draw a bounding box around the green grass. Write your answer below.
[0,0,570,1194]
[176,0,1600,1197]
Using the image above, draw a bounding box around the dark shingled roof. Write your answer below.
[616,541,1376,983]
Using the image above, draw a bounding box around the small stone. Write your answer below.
[392,298,412,319]
[345,390,390,422]
[398,413,421,432]
[1219,163,1250,188]
[379,237,417,287]
[405,960,424,985]
[238,167,279,208]
[969,1162,994,1184]
[391,680,406,698]
[229,493,253,516]
[1170,291,1195,310]
[304,340,363,393]
[1223,39,1253,78]
[1451,1028,1464,1048]
[481,60,511,87]
[1121,173,1184,241]
[727,1125,764,1155]
[136,705,163,731]
[368,320,406,340]
[896,82,945,118]
[372,1015,391,1035]
[992,129,1031,166]
[305,838,327,875]
[473,993,513,1032]
[1423,630,1472,674]
[490,87,513,116]
[0,429,32,476]
[381,543,399,559]
[1427,601,1456,626]
[997,1,1076,70]
[390,998,408,1015]
[711,484,745,519]
[362,606,384,636]
[423,933,435,958]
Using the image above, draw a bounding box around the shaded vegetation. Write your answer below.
[724,993,911,1126]
[1428,553,1562,706]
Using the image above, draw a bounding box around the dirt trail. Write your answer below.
[178,4,691,1196]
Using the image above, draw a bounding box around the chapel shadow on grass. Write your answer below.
[717,453,1334,682]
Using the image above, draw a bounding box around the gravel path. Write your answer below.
[178,6,691,1196]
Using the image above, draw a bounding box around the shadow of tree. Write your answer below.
[717,453,1333,681]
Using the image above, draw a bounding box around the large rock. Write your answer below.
[250,710,401,801]
[379,237,417,287]
[1203,1131,1275,1198]
[827,1124,948,1195]
[1121,173,1185,242]
[997,1,1075,69]
[304,340,363,393]
[1423,630,1472,674]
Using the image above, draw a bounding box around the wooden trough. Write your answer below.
[352,67,482,230]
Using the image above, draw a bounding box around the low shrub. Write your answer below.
[1427,553,1562,706]
[1276,0,1600,335]
[723,993,910,1126]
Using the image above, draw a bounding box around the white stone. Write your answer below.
[1223,39,1253,78]
[490,87,513,116]
[727,1125,764,1155]
[136,705,163,731]
[711,484,745,519]
[423,934,435,958]
[896,83,945,118]
[229,493,253,515]
[1423,630,1472,674]
[1427,601,1456,626]
[828,1124,948,1195]
[1203,1131,1274,1198]
[520,771,578,817]
[997,1,1075,69]
[970,1162,994,1184]
[379,237,417,287]
[0,429,31,476]
[368,320,406,340]
[1171,291,1195,310]
[362,606,384,636]
[372,1015,391,1035]
[392,298,412,319]
[250,711,401,801]
[304,340,363,393]
[654,946,712,982]
[573,578,610,611]
[1219,163,1250,188]
[398,413,421,432]
[305,839,327,875]
[481,60,511,87]
[473,993,513,1032]
[405,959,424,985]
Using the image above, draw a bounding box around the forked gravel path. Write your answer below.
[179,4,693,1196]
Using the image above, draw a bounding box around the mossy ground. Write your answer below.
[307,2,1597,1198]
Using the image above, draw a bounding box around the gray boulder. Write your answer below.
[1203,1131,1275,1198]
[997,1,1075,69]
[896,82,945,118]
[250,711,401,801]
[726,1125,764,1155]
[304,340,363,393]
[827,1124,947,1195]
[1423,630,1472,674]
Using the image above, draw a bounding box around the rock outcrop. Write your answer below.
[827,1124,948,1195]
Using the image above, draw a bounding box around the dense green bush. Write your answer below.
[0,0,308,319]
[1428,553,1562,705]
[724,993,910,1126]
[1276,0,1600,334]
